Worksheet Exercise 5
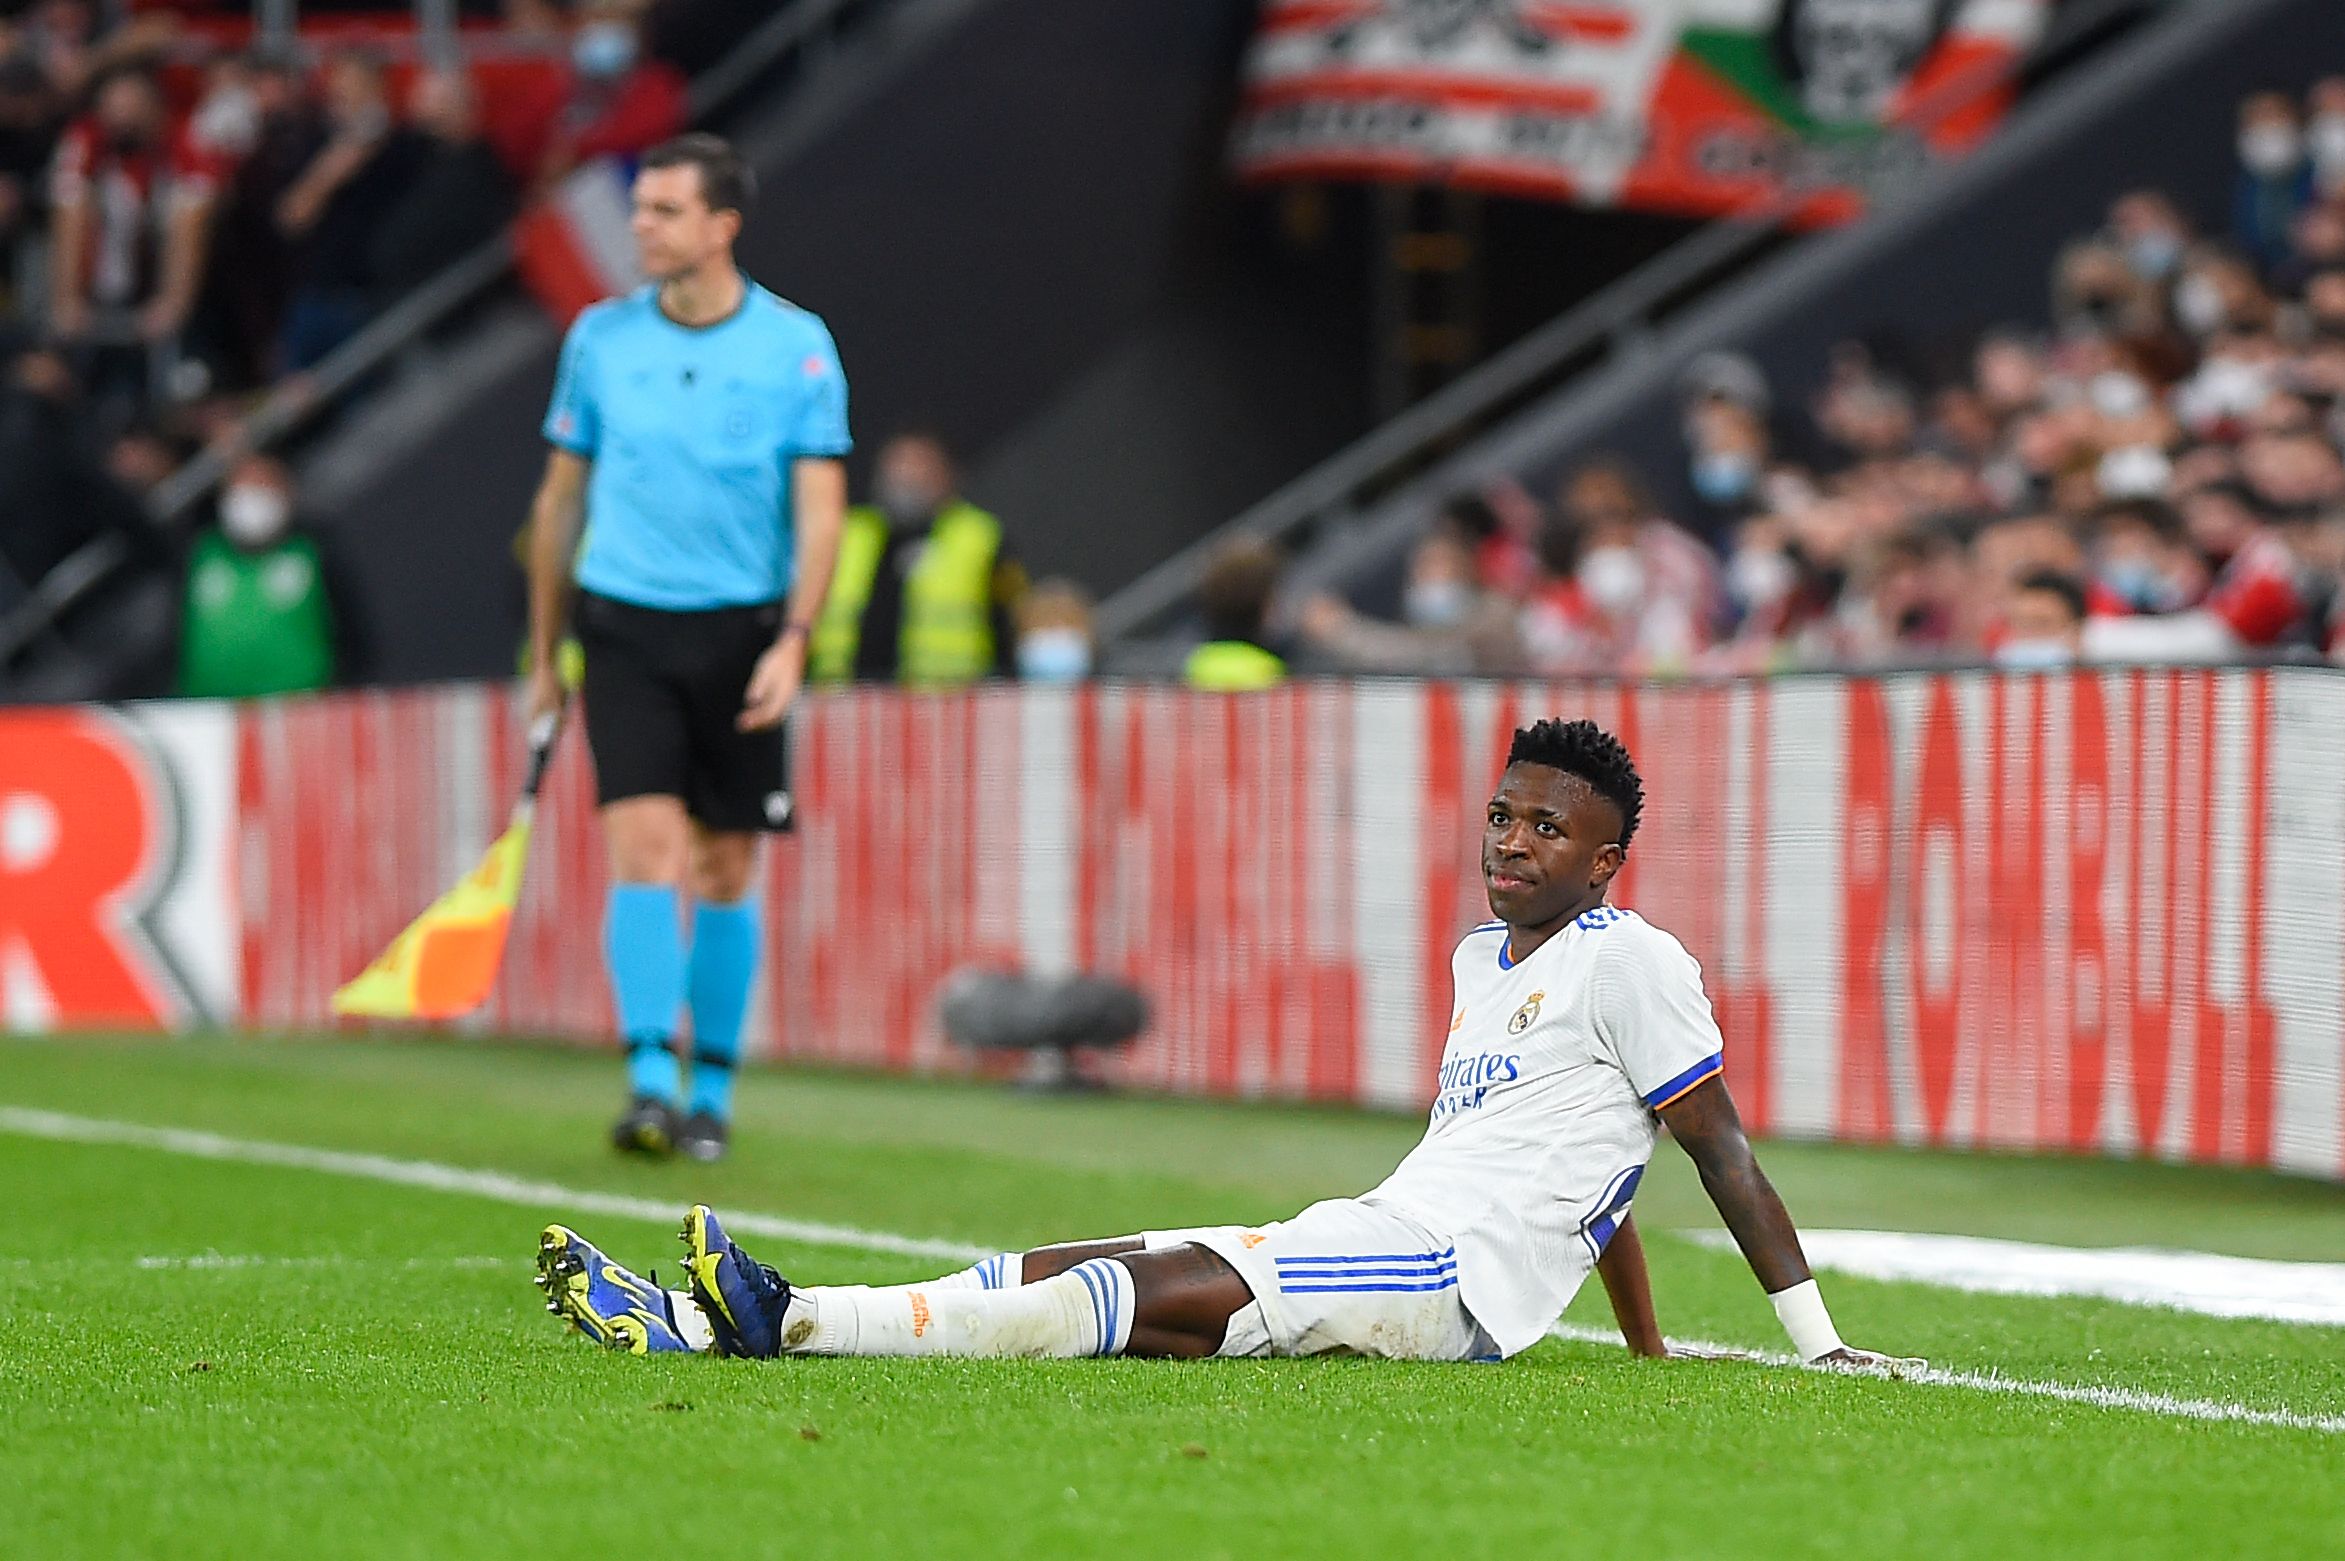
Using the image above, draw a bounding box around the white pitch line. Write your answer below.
[0,1254,513,1273]
[1546,1324,2345,1435]
[1686,1228,2345,1328]
[0,1106,988,1264]
[5,1104,2339,1435]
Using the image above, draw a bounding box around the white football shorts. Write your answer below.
[1145,1197,1499,1362]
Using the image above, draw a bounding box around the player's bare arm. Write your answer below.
[740,455,846,731]
[1594,1212,1667,1358]
[1657,1074,1911,1369]
[523,447,589,725]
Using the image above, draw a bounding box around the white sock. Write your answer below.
[935,1251,1025,1291]
[785,1256,1135,1358]
[665,1290,716,1351]
[660,1253,1019,1355]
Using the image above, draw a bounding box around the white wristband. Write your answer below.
[1769,1279,1844,1362]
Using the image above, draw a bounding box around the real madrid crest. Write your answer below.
[1508,990,1544,1036]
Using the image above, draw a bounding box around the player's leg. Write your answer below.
[538,1223,1244,1360]
[1011,1239,1259,1356]
[655,1237,1125,1350]
[539,1236,1046,1357]
[602,797,693,1150]
[676,825,758,1159]
[680,1206,1250,1361]
[1017,1237,1145,1281]
[672,603,796,1161]
[577,594,699,1154]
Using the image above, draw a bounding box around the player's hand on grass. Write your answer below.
[1813,1346,1926,1376]
[739,642,804,731]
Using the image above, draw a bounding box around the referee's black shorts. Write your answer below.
[574,591,795,833]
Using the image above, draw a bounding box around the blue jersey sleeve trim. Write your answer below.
[1642,1053,1723,1110]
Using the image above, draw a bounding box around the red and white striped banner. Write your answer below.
[4,672,2341,1181]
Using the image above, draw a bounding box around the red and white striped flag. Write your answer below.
[513,157,643,324]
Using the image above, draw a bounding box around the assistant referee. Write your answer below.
[524,133,849,1164]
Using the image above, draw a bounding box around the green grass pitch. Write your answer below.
[2,1032,2340,1560]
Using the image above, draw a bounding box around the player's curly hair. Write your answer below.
[1506,718,1644,847]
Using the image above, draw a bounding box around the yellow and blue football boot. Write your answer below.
[679,1204,794,1359]
[535,1225,696,1354]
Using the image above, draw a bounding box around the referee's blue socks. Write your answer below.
[686,898,759,1120]
[605,884,686,1104]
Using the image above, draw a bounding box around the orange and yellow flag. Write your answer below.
[331,711,562,1022]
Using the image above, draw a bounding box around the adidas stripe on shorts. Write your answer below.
[1144,1197,1499,1362]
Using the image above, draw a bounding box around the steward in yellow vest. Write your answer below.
[808,435,1023,687]
[1184,638,1285,691]
[1183,537,1287,691]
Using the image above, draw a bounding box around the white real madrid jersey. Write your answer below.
[1360,905,1726,1357]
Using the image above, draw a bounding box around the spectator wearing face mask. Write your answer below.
[2234,91,2315,274]
[1712,515,1802,660]
[2305,77,2345,200]
[491,0,687,192]
[178,454,359,698]
[1013,578,1097,683]
[2085,498,2202,618]
[808,433,1024,687]
[48,65,225,422]
[1994,570,2086,671]
[1299,529,1522,676]
[2085,482,2312,664]
[2105,189,2194,289]
[1553,459,1720,672]
[196,46,321,392]
[1683,397,1771,540]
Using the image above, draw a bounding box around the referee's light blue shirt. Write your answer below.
[542,280,852,611]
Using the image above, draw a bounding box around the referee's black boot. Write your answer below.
[675,1111,730,1164]
[611,1095,681,1157]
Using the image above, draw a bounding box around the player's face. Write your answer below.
[630,166,739,281]
[1482,764,1624,927]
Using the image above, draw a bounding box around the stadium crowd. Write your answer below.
[1302,82,2345,679]
[0,0,684,429]
[0,0,696,694]
[14,47,2345,702]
